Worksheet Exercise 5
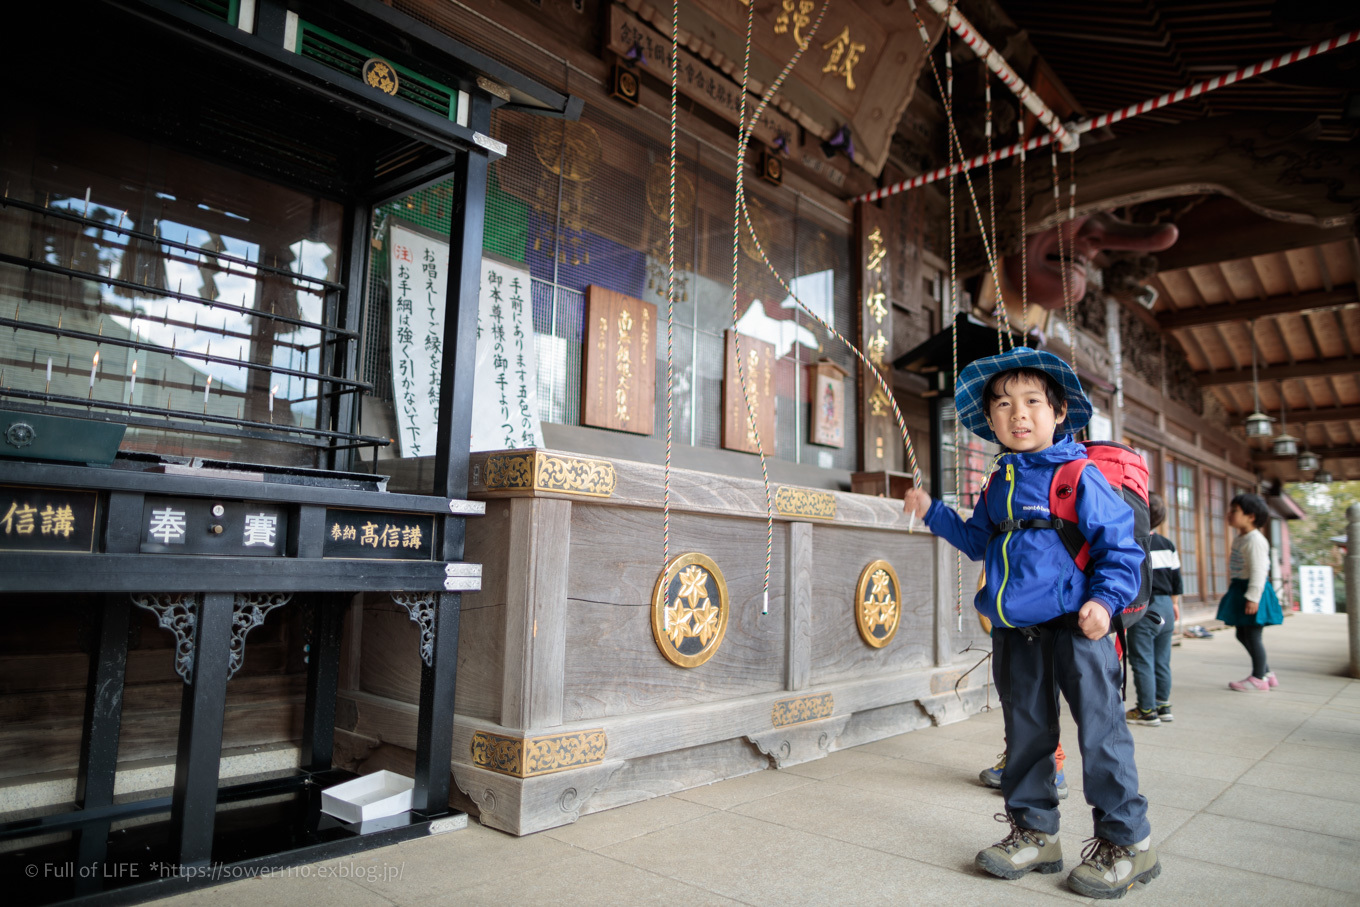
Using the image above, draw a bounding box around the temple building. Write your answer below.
[1,0,1356,900]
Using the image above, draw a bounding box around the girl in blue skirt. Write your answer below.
[1216,493,1283,691]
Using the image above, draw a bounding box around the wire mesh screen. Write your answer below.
[362,78,856,468]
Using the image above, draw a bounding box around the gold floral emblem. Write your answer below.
[652,553,729,668]
[362,58,400,97]
[855,559,900,648]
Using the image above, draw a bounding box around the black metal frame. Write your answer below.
[0,0,578,902]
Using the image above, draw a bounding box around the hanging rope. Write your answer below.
[1050,144,1077,366]
[984,75,1011,352]
[732,23,926,492]
[728,0,781,614]
[906,0,1015,344]
[1017,102,1028,332]
[945,31,966,628]
[663,0,680,571]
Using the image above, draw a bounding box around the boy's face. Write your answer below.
[985,374,1067,453]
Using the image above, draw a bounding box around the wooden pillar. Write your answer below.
[933,536,953,667]
[501,497,572,731]
[171,592,234,867]
[785,521,813,691]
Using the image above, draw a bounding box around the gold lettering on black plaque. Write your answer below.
[0,485,98,553]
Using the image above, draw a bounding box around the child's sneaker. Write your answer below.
[1228,675,1270,692]
[1055,769,1069,800]
[1265,672,1279,688]
[1067,835,1160,898]
[1125,707,1161,727]
[979,753,1005,789]
[976,814,1064,880]
[1156,703,1174,722]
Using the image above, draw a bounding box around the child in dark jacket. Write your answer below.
[904,347,1157,898]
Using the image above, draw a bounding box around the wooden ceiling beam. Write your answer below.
[1194,357,1357,386]
[1153,198,1354,273]
[1158,288,1357,329]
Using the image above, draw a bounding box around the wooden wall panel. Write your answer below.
[561,505,787,720]
[809,527,936,685]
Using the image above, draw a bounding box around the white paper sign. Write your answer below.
[388,222,542,457]
[389,222,446,458]
[471,258,544,451]
[1298,565,1335,614]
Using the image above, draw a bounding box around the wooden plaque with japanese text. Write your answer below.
[856,203,900,471]
[583,286,656,435]
[721,330,776,456]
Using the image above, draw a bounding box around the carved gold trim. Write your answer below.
[772,692,834,727]
[480,451,616,498]
[651,552,729,668]
[534,452,617,497]
[855,559,901,649]
[470,729,608,777]
[775,486,836,520]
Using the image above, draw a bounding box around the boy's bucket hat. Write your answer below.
[955,347,1092,445]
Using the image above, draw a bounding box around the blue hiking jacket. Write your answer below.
[924,434,1144,629]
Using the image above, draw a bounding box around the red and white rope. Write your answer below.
[857,28,1360,205]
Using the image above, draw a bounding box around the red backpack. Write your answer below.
[1048,441,1152,631]
[987,440,1153,631]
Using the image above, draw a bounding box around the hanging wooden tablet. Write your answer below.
[810,358,849,448]
[721,329,776,455]
[582,286,656,435]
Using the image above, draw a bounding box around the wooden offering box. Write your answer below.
[353,450,988,835]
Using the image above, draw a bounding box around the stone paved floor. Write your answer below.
[165,613,1360,906]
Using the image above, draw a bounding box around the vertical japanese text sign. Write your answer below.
[582,286,656,435]
[387,221,543,456]
[856,204,898,471]
[721,330,776,455]
[472,257,545,451]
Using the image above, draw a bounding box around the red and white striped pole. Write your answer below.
[857,28,1360,205]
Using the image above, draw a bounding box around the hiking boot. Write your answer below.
[1125,707,1161,727]
[1156,704,1174,723]
[1229,675,1269,692]
[1067,836,1160,898]
[979,753,1005,789]
[1265,672,1279,688]
[1056,769,1069,800]
[976,813,1064,880]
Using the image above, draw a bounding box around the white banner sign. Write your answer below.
[472,257,544,451]
[1298,564,1336,614]
[387,223,542,457]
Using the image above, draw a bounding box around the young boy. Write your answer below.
[904,347,1157,898]
[1126,492,1181,725]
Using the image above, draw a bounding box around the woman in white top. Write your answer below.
[1214,493,1283,691]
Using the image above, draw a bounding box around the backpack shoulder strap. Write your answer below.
[1049,459,1093,571]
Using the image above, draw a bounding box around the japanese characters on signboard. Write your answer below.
[721,330,777,456]
[387,221,544,456]
[0,485,98,553]
[1298,564,1335,614]
[322,508,435,560]
[139,497,286,556]
[473,256,545,452]
[582,286,656,435]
